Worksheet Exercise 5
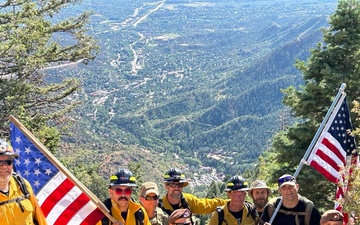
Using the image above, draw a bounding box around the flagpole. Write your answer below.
[269,83,347,224]
[9,115,118,224]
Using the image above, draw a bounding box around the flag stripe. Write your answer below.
[37,172,67,205]
[309,160,338,183]
[54,193,91,225]
[41,177,76,217]
[315,145,340,172]
[48,186,83,224]
[321,137,346,166]
[78,205,105,225]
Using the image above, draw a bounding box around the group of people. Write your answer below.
[0,138,352,225]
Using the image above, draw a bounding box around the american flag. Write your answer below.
[306,95,358,224]
[306,96,357,183]
[10,121,105,225]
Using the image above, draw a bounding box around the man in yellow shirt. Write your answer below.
[158,168,228,224]
[97,168,151,225]
[208,175,258,225]
[0,139,47,225]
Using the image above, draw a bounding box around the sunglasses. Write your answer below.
[0,160,13,166]
[144,195,159,201]
[167,183,184,188]
[277,175,295,186]
[112,187,132,195]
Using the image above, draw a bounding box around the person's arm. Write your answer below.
[184,193,228,214]
[31,195,48,225]
[25,180,48,225]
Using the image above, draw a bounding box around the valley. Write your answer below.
[54,0,339,181]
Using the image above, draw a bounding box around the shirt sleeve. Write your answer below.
[185,193,228,214]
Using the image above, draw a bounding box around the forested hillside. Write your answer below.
[52,0,338,180]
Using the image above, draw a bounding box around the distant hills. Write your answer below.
[55,0,338,177]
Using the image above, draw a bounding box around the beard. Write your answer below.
[254,198,268,209]
[0,170,11,185]
[169,190,182,199]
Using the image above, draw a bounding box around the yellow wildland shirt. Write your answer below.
[96,199,151,225]
[0,176,48,225]
[208,202,258,225]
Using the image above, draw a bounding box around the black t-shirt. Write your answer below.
[121,211,127,222]
[259,197,321,225]
[258,211,263,218]
[170,203,180,210]
[229,209,243,224]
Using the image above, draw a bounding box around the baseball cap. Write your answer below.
[169,208,191,224]
[139,182,159,197]
[278,174,296,188]
[320,210,343,225]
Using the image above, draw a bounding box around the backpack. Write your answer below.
[267,196,314,225]
[101,198,144,225]
[150,207,166,225]
[216,201,258,225]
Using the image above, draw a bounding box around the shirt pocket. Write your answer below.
[20,199,35,224]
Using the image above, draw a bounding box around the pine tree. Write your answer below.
[263,0,360,210]
[0,0,98,148]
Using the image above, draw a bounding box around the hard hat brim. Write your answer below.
[109,183,138,187]
[0,152,19,158]
[164,180,189,187]
[224,187,250,192]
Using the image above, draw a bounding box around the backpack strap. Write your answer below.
[300,196,313,225]
[158,198,173,216]
[216,206,227,225]
[101,198,112,225]
[13,173,30,199]
[180,194,198,225]
[267,197,281,219]
[244,201,259,223]
[180,194,189,210]
[135,208,145,225]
